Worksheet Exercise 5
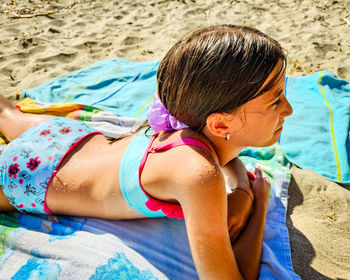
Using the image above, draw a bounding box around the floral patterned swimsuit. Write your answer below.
[0,117,101,214]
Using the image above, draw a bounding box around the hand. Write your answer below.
[248,167,271,206]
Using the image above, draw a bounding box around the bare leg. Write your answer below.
[0,186,16,211]
[0,94,54,142]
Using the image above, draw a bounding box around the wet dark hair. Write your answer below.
[157,24,286,131]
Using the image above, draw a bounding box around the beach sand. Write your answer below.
[0,0,349,278]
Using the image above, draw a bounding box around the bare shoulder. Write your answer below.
[161,129,222,180]
[142,128,225,202]
[180,150,223,186]
[171,135,228,227]
[166,130,226,201]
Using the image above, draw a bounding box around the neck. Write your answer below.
[201,128,244,167]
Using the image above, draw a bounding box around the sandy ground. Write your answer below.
[0,0,349,279]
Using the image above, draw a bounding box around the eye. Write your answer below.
[272,98,281,107]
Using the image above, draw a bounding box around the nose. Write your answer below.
[281,94,293,117]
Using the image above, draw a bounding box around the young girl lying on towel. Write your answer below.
[0,25,293,279]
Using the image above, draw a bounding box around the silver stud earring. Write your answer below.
[225,133,230,141]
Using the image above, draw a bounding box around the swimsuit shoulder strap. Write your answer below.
[137,134,211,219]
[148,136,211,153]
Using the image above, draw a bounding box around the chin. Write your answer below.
[266,131,283,146]
[263,138,279,147]
[252,133,281,147]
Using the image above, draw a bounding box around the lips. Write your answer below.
[275,121,284,132]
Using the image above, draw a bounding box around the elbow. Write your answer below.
[240,272,259,280]
[237,263,260,280]
[229,220,245,243]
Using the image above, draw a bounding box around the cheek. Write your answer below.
[264,109,280,125]
[244,112,280,137]
[248,112,277,127]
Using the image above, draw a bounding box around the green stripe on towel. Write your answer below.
[317,71,342,182]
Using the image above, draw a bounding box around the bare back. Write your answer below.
[45,127,218,220]
[45,132,146,219]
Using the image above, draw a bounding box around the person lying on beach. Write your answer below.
[0,25,293,279]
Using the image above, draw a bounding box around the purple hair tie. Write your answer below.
[147,92,188,132]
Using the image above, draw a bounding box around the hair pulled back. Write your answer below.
[157,25,286,131]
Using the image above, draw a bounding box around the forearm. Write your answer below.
[227,189,253,242]
[191,235,243,280]
[225,158,255,242]
[232,200,269,280]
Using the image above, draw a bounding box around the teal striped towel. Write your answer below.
[280,71,350,184]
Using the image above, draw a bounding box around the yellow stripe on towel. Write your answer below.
[318,71,342,181]
[134,93,154,119]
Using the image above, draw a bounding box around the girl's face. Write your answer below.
[231,67,293,147]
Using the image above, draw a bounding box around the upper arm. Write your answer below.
[175,160,243,279]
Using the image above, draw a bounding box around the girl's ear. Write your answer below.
[205,108,245,138]
[205,113,233,138]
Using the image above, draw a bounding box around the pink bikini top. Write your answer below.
[138,134,211,219]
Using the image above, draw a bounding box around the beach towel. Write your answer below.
[0,59,299,279]
[280,71,350,184]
